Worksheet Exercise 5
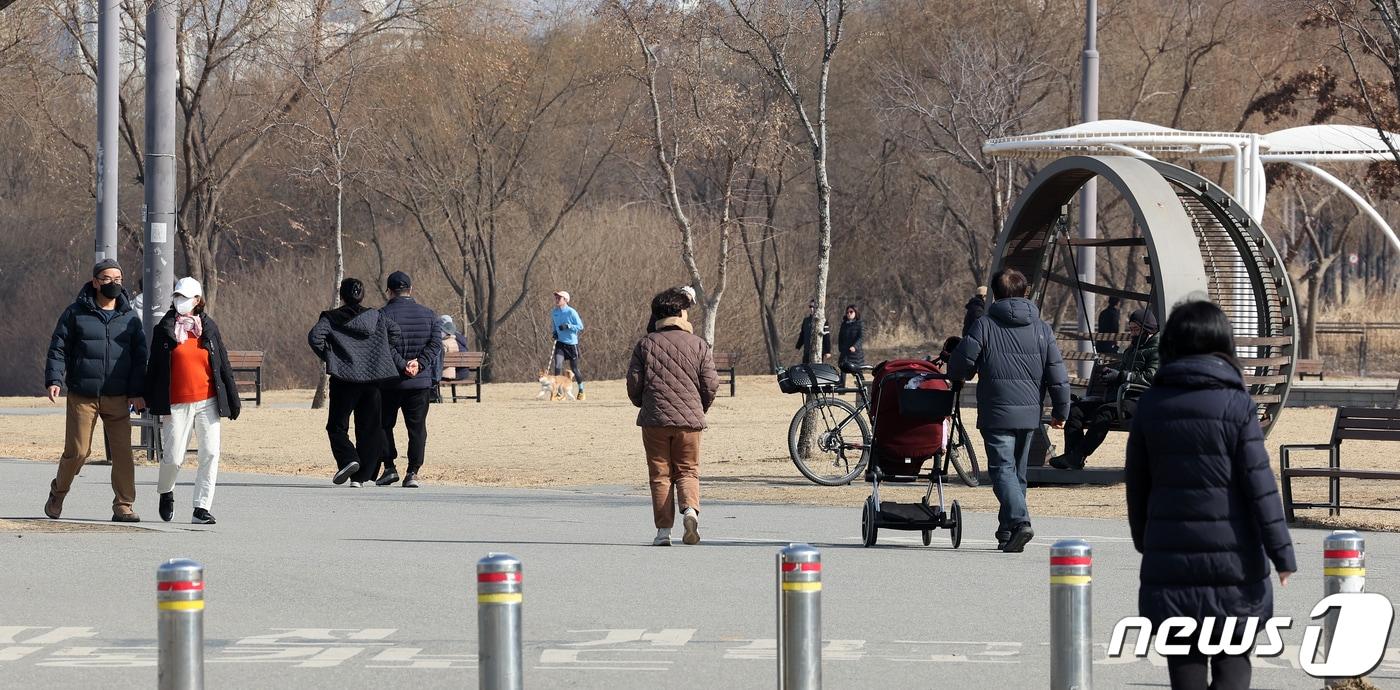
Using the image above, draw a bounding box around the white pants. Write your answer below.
[157,398,221,510]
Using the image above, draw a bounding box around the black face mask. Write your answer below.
[98,282,122,299]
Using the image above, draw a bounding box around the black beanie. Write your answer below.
[339,278,365,305]
[92,258,121,277]
[1129,308,1159,333]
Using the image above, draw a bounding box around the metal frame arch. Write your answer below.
[991,155,1210,320]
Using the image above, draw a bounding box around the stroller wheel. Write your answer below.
[949,500,963,549]
[861,497,878,547]
[921,530,932,546]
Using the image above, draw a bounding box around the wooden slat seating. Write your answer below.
[227,350,264,406]
[1280,407,1400,521]
[712,352,740,397]
[1294,358,1324,381]
[439,351,486,403]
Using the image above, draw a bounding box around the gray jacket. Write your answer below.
[308,305,406,383]
[947,297,1070,430]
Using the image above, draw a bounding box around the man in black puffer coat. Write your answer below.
[43,259,148,522]
[947,268,1070,553]
[374,271,442,488]
[1126,301,1295,690]
[309,278,409,486]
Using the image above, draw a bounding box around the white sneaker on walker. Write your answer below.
[652,529,672,546]
[681,508,700,545]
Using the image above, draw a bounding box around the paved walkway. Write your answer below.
[1,458,1396,689]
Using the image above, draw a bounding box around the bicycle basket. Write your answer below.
[777,363,842,394]
[898,374,955,420]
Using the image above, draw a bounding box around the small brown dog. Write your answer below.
[536,369,577,401]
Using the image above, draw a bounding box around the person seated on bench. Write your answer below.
[1050,308,1159,470]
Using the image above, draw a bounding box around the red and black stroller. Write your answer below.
[860,358,962,548]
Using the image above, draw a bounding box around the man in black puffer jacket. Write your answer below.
[947,268,1070,553]
[43,259,148,522]
[374,271,442,488]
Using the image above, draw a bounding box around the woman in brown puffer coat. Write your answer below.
[627,287,719,547]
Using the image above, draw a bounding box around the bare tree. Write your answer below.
[719,0,847,365]
[606,0,788,346]
[277,31,379,408]
[877,18,1057,284]
[372,9,624,379]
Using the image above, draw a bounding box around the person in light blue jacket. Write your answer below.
[551,290,586,400]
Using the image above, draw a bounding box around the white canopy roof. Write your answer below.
[984,119,1251,159]
[1259,124,1400,162]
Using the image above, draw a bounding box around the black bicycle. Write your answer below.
[781,362,981,488]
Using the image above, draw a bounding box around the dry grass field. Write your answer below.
[2,376,1396,530]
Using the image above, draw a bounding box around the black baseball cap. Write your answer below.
[387,271,412,290]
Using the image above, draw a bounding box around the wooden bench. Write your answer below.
[227,350,264,406]
[1294,358,1324,381]
[1280,407,1400,521]
[439,351,485,403]
[713,352,739,397]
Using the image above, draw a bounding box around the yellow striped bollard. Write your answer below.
[777,543,821,690]
[1322,531,1365,666]
[1050,539,1092,690]
[477,553,523,690]
[156,558,204,690]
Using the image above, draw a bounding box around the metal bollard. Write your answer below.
[477,553,523,690]
[1050,540,1092,690]
[156,558,204,690]
[1321,530,1365,666]
[777,543,821,690]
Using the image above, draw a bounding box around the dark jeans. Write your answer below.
[326,378,382,483]
[380,387,431,476]
[982,428,1034,537]
[552,341,583,384]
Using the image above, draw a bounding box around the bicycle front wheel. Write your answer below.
[788,396,871,486]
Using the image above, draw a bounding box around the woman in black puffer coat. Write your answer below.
[837,304,865,388]
[1125,301,1296,690]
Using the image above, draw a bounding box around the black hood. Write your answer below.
[987,297,1038,328]
[1154,354,1243,391]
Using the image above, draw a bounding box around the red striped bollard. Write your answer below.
[477,553,523,690]
[777,543,822,689]
[1050,540,1092,690]
[156,558,204,690]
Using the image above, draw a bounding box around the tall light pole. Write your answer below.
[1077,0,1099,377]
[143,0,176,340]
[95,0,118,263]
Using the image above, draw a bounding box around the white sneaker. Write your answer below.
[349,481,363,488]
[652,529,672,546]
[681,508,700,545]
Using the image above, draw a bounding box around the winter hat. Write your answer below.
[1129,308,1159,333]
[339,278,365,305]
[554,290,570,303]
[92,258,121,277]
[387,271,412,291]
[172,277,203,299]
[438,314,457,335]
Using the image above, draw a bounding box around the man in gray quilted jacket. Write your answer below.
[627,288,719,546]
[947,268,1070,553]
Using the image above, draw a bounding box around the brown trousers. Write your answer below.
[51,395,136,513]
[642,426,701,529]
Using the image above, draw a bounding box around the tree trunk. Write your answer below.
[1303,273,1321,360]
[312,181,347,410]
